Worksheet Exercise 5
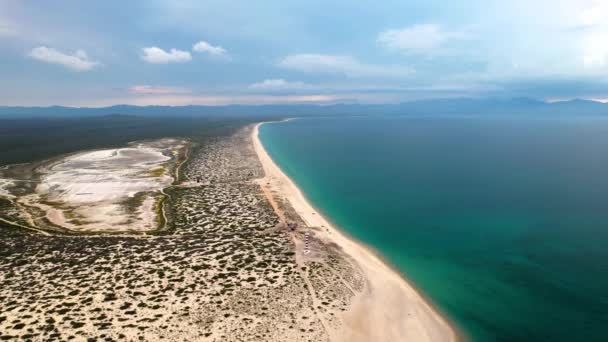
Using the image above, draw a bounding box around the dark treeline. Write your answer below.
[0,115,281,165]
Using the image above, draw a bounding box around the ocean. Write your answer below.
[259,115,608,341]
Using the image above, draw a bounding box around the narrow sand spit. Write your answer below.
[253,123,457,342]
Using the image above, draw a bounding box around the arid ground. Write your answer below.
[0,124,454,341]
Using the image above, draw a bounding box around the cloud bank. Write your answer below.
[192,41,226,56]
[128,85,192,95]
[141,47,192,64]
[5,0,608,105]
[28,47,100,71]
[249,79,309,90]
[378,24,466,54]
[279,54,413,78]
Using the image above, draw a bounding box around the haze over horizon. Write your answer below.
[2,0,608,106]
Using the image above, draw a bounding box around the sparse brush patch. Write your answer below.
[0,198,34,229]
[147,167,166,178]
[155,195,166,228]
[39,199,64,207]
[63,209,91,227]
[63,210,77,220]
[0,197,15,212]
[68,218,88,226]
[122,192,147,211]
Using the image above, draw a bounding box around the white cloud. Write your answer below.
[378,24,466,53]
[192,41,226,56]
[577,0,608,28]
[129,85,192,95]
[249,79,309,90]
[278,54,413,78]
[27,46,100,71]
[576,1,608,68]
[582,32,608,68]
[141,47,192,64]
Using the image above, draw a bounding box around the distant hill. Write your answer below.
[0,98,606,118]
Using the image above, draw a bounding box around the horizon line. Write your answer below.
[1,97,607,109]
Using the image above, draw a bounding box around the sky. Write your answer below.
[1,0,608,106]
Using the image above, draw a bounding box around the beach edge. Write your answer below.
[252,121,458,342]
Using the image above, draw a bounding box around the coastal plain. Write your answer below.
[0,124,454,341]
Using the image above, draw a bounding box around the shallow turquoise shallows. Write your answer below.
[259,115,608,342]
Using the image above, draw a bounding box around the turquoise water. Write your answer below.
[259,116,608,342]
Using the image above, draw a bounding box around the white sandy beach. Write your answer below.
[253,122,457,342]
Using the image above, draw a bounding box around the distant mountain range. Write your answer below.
[0,98,606,118]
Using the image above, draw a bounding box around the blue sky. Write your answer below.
[1,0,608,106]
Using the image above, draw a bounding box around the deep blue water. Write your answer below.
[259,115,608,341]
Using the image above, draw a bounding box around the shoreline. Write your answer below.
[252,122,458,342]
